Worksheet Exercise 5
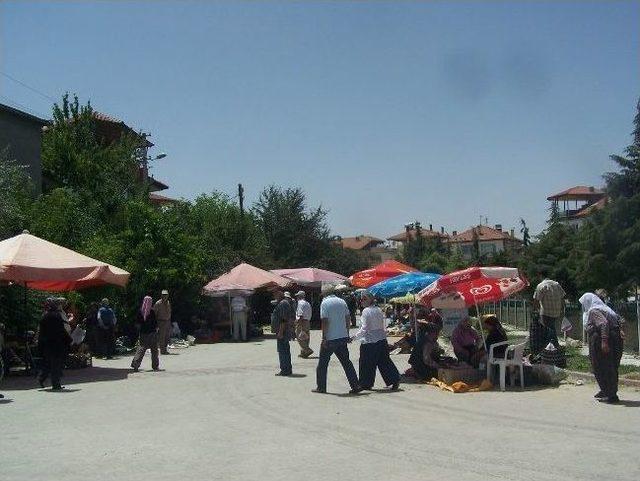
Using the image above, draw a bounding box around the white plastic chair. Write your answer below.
[486,337,528,391]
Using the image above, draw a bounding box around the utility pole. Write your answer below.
[238,183,244,217]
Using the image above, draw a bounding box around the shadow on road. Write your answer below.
[1,366,131,391]
[0,398,14,404]
[616,400,640,407]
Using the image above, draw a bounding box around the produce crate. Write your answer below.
[437,367,483,384]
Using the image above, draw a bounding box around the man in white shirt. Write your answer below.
[313,286,362,394]
[295,291,313,358]
[352,291,400,390]
[231,296,249,342]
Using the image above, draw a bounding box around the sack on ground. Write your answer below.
[531,364,567,385]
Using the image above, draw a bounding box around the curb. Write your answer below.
[566,370,640,388]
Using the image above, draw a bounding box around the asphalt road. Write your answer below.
[2,330,640,481]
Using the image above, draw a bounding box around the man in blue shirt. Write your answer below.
[97,298,117,359]
[313,286,362,394]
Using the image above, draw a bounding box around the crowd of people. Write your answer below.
[0,278,629,404]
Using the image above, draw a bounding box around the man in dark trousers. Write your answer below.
[313,285,362,395]
[38,298,72,391]
[271,289,294,376]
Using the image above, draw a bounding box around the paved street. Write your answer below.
[2,330,640,481]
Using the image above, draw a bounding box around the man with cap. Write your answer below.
[313,285,362,394]
[271,289,295,376]
[295,291,313,358]
[154,290,172,355]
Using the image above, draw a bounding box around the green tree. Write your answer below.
[605,98,640,199]
[0,148,34,238]
[253,185,332,267]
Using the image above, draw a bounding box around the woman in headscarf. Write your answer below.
[351,291,400,390]
[482,314,508,359]
[579,293,625,404]
[451,316,484,367]
[38,297,72,390]
[131,296,160,372]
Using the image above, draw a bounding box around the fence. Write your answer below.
[480,298,639,354]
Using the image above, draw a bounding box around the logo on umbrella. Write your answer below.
[470,284,492,296]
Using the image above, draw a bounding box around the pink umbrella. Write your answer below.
[202,263,291,295]
[271,267,346,287]
[0,232,129,291]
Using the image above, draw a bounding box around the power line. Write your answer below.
[1,71,57,103]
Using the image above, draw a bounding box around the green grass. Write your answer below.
[565,346,640,376]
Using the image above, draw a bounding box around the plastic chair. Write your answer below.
[486,337,528,391]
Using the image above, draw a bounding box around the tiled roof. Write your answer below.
[572,197,607,218]
[149,192,178,205]
[448,225,521,243]
[340,235,384,250]
[547,186,605,201]
[387,228,449,242]
[93,111,123,124]
[0,102,48,125]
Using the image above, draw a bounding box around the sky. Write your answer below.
[1,1,639,239]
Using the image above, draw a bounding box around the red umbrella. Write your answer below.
[417,266,528,309]
[417,266,529,347]
[349,260,418,288]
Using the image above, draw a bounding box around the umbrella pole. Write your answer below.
[228,293,232,339]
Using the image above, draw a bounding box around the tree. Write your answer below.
[0,148,34,238]
[605,98,640,199]
[520,218,531,247]
[41,93,143,227]
[253,186,332,267]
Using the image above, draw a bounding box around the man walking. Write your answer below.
[231,295,249,342]
[154,290,172,355]
[295,291,313,358]
[131,295,160,372]
[97,298,117,359]
[313,285,362,394]
[271,289,294,376]
[533,278,565,349]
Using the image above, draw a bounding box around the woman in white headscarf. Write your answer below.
[579,293,625,404]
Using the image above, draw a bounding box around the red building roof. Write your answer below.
[547,186,605,201]
[339,235,384,250]
[387,228,448,242]
[572,197,608,218]
[448,225,521,244]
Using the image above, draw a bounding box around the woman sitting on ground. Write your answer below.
[451,316,485,368]
[406,322,444,381]
[482,315,508,359]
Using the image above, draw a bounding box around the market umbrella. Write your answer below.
[389,293,419,304]
[417,266,529,345]
[349,260,418,288]
[270,267,346,287]
[202,263,291,295]
[202,263,291,336]
[0,231,130,291]
[368,272,441,298]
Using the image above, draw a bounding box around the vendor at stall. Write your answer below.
[482,314,508,358]
[451,316,485,368]
[406,322,445,381]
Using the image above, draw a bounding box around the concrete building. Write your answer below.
[386,223,449,254]
[0,103,48,192]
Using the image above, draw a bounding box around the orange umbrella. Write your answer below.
[0,232,129,291]
[349,260,418,288]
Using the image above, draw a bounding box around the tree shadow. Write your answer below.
[2,366,131,391]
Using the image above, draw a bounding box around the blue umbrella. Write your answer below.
[367,271,441,298]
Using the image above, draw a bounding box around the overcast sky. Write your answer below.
[2,1,639,239]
